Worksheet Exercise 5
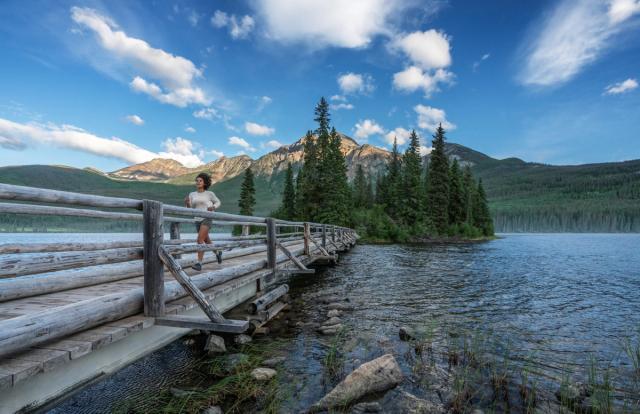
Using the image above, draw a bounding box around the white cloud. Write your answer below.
[159,137,203,167]
[263,139,284,149]
[209,149,224,158]
[228,136,256,152]
[261,96,272,105]
[414,104,456,132]
[354,119,385,141]
[384,127,411,145]
[245,121,275,136]
[419,146,433,156]
[211,10,255,39]
[473,53,490,71]
[393,66,454,97]
[330,94,347,101]
[338,72,375,95]
[71,7,210,107]
[193,107,219,120]
[125,114,144,125]
[0,117,210,167]
[253,0,410,48]
[604,78,638,94]
[519,0,640,87]
[392,30,451,70]
[330,103,354,111]
[185,126,196,133]
[187,10,201,27]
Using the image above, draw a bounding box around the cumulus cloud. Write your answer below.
[414,105,456,132]
[0,117,211,167]
[330,103,354,111]
[604,78,638,94]
[384,127,411,145]
[330,94,347,102]
[519,0,640,87]
[338,72,375,95]
[245,121,275,136]
[71,7,210,107]
[391,29,455,97]
[193,107,219,120]
[228,136,256,152]
[185,126,196,133]
[209,149,224,158]
[419,146,433,156]
[354,119,385,141]
[263,139,284,149]
[393,66,454,97]
[125,114,144,125]
[253,0,411,48]
[211,10,255,39]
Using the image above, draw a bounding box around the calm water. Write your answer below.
[36,233,640,412]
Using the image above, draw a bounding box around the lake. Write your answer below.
[11,233,636,412]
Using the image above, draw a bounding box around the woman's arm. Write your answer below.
[208,192,221,211]
[184,194,191,208]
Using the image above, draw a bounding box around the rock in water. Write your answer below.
[351,401,382,413]
[388,390,445,414]
[251,367,277,381]
[202,406,223,414]
[318,324,343,335]
[262,356,286,367]
[398,326,415,341]
[327,309,342,318]
[205,334,226,354]
[324,316,342,326]
[234,334,252,345]
[310,354,403,411]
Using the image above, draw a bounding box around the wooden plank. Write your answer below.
[0,358,42,386]
[68,326,128,350]
[35,339,92,360]
[143,199,164,317]
[158,247,225,323]
[163,204,266,224]
[266,218,277,272]
[0,369,12,390]
[248,284,289,314]
[277,241,313,271]
[11,348,69,372]
[155,315,248,333]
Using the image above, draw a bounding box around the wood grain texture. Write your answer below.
[143,199,164,317]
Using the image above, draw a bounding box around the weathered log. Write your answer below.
[163,239,265,255]
[0,183,141,209]
[163,204,266,224]
[303,222,311,256]
[266,218,277,272]
[143,199,164,317]
[154,315,248,333]
[209,221,267,227]
[0,242,299,302]
[158,247,225,323]
[0,238,196,254]
[0,202,144,221]
[0,247,144,279]
[247,284,289,314]
[277,241,312,271]
[0,245,312,358]
[170,222,182,259]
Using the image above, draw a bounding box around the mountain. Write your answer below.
[1,133,638,232]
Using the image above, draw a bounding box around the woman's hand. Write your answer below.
[184,196,191,208]
[207,206,215,212]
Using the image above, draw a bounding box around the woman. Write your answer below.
[185,172,222,271]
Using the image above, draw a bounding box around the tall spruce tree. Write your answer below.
[461,165,475,224]
[299,130,319,220]
[238,167,256,216]
[317,127,351,225]
[425,124,450,234]
[472,179,494,236]
[353,164,369,208]
[280,162,296,220]
[448,158,465,226]
[382,137,403,221]
[402,130,424,224]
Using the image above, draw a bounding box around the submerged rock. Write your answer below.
[262,356,286,367]
[310,354,403,411]
[222,353,249,373]
[251,367,277,381]
[327,309,342,318]
[351,401,382,413]
[324,316,342,326]
[318,324,344,335]
[204,334,226,354]
[202,406,223,414]
[399,326,416,341]
[327,302,354,311]
[388,391,445,414]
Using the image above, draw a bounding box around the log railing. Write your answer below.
[0,183,357,359]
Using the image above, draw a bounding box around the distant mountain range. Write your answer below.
[1,132,638,232]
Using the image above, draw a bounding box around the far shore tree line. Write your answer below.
[232,97,494,242]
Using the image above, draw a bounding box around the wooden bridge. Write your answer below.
[0,184,357,413]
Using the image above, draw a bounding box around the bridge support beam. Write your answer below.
[143,200,164,317]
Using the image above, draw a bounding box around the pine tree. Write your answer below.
[299,130,319,220]
[365,174,375,208]
[281,162,296,220]
[448,158,465,226]
[425,124,450,234]
[402,130,423,225]
[353,164,369,208]
[317,127,351,225]
[382,137,402,220]
[461,165,475,224]
[472,178,494,236]
[238,167,256,216]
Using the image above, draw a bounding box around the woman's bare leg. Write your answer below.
[197,225,210,263]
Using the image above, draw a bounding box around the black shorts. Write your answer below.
[195,218,212,233]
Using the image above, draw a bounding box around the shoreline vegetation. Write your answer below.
[271,97,495,244]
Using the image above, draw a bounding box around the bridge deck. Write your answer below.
[0,238,344,392]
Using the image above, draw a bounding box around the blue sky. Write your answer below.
[0,0,639,172]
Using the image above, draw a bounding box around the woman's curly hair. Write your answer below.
[196,172,212,190]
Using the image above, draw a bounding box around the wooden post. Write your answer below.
[170,222,181,259]
[143,199,164,317]
[242,225,250,236]
[303,222,310,256]
[266,218,277,274]
[322,224,327,248]
[332,226,336,242]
